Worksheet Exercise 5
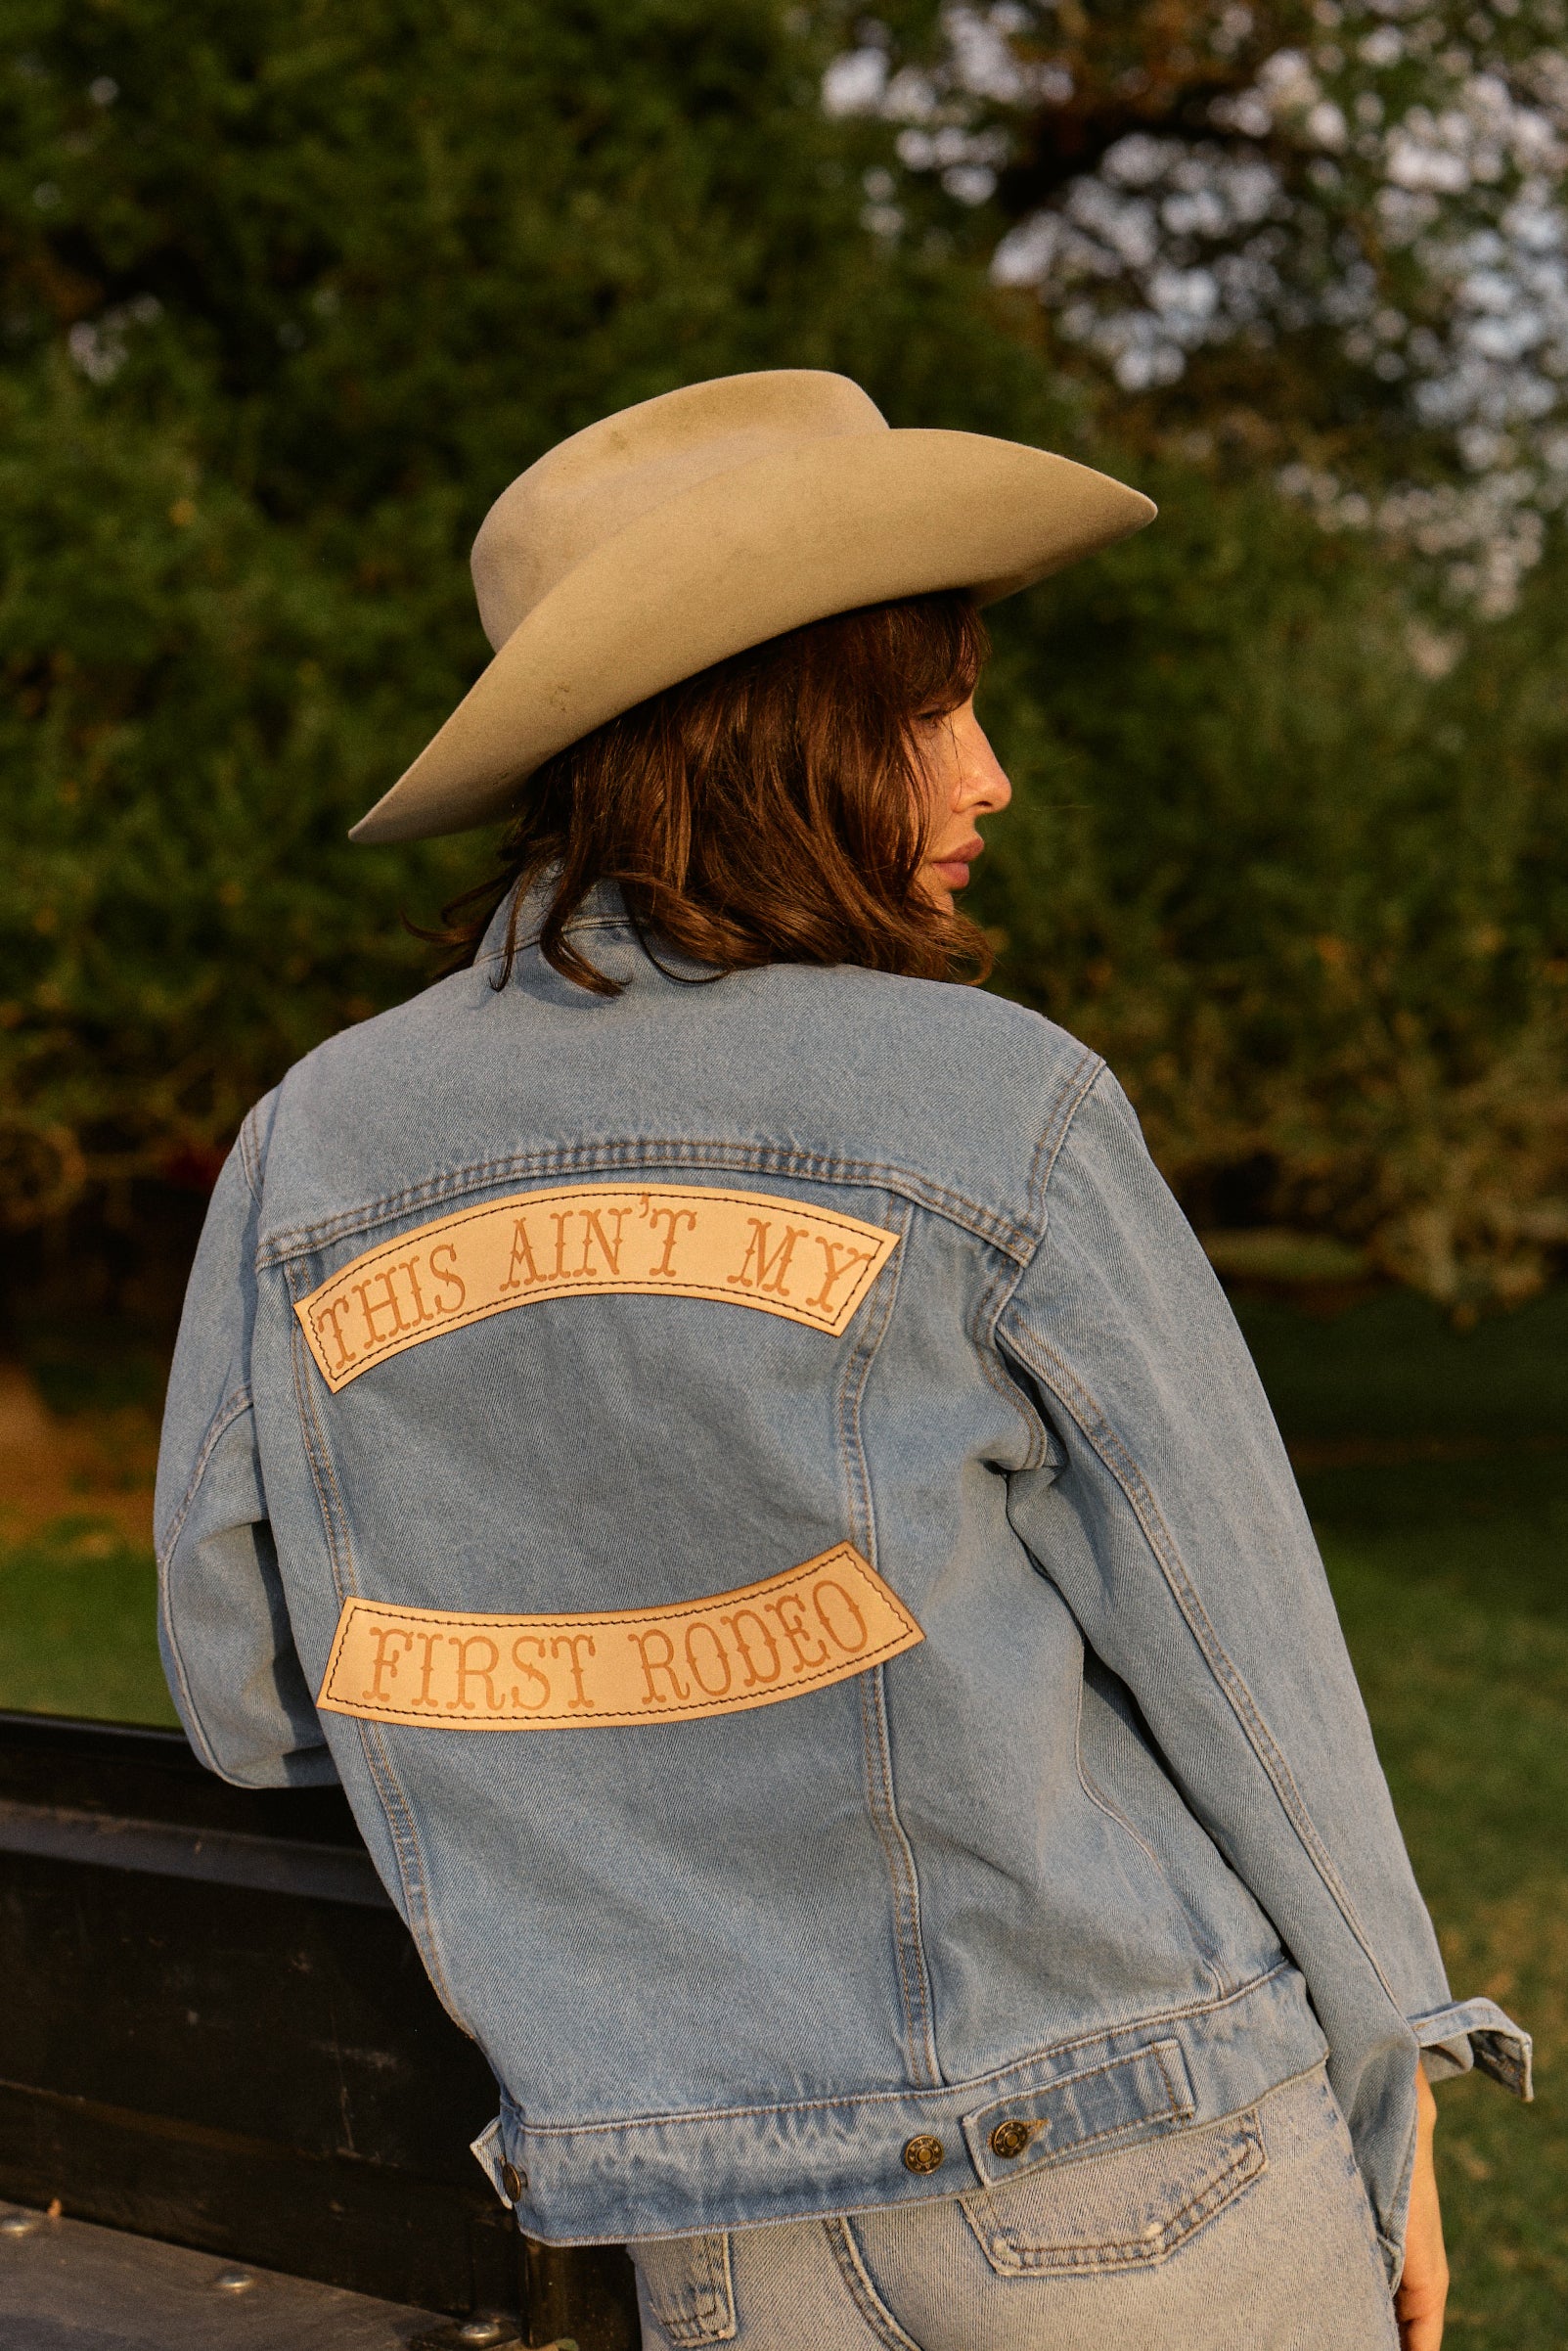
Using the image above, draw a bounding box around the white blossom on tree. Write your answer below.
[824,1,1568,608]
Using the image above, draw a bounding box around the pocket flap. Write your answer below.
[962,2038,1195,2188]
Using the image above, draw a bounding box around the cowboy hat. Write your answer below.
[349,370,1155,844]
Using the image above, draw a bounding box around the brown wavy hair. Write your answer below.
[431,590,993,995]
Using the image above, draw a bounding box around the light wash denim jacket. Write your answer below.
[157,885,1528,2264]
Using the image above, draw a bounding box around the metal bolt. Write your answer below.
[455,2320,513,2346]
[213,2267,256,2293]
[0,2211,39,2238]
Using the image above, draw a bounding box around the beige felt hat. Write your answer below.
[350,370,1155,844]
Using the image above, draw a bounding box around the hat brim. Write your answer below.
[349,430,1154,844]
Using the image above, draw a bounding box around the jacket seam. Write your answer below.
[861,1669,942,2089]
[360,1719,468,2027]
[976,1049,1106,1467]
[256,1139,1038,1267]
[1022,1046,1105,1237]
[1010,1059,1399,2008]
[283,1290,470,2023]
[155,1385,256,1776]
[157,1384,254,1572]
[1073,1679,1230,2003]
[828,2220,926,2351]
[157,1566,223,1776]
[1002,1306,1400,2016]
[506,1963,1297,2136]
[843,1198,943,2090]
[236,1109,263,1204]
[288,1306,352,1610]
[973,1234,1051,1470]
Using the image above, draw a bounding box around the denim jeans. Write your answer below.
[630,2066,1398,2351]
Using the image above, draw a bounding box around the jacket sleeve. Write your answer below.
[155,1092,336,1787]
[998,1064,1529,2263]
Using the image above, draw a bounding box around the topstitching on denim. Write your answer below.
[1072,1679,1229,2005]
[157,1383,254,1571]
[1020,1044,1103,1236]
[1000,1301,1397,2017]
[285,1305,353,1611]
[257,1136,1046,1268]
[156,1401,254,1776]
[359,1714,470,2031]
[495,1966,1297,2139]
[828,2218,926,2351]
[832,1192,942,2090]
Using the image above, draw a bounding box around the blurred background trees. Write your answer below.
[829,0,1568,604]
[1,0,1565,1313]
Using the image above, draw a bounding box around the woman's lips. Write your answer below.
[929,837,984,889]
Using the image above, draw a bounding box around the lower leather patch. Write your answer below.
[315,1544,922,1729]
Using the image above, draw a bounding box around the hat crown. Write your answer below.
[471,370,887,651]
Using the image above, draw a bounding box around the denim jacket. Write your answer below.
[157,885,1528,2264]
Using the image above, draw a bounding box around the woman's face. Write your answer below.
[912,698,1012,912]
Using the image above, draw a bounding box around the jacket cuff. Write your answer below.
[1411,1997,1532,2098]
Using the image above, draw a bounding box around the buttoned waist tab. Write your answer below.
[472,1965,1325,2245]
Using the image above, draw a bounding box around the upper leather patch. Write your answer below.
[315,1543,922,1730]
[294,1181,899,1392]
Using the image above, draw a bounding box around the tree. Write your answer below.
[0,0,1054,1222]
[824,0,1568,610]
[0,0,1563,1309]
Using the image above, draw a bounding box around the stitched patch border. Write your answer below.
[294,1180,899,1392]
[316,1543,923,1730]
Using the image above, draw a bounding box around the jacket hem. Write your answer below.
[475,1962,1327,2244]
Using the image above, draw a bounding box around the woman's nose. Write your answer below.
[960,721,1011,815]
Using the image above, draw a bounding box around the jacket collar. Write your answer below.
[476,876,631,966]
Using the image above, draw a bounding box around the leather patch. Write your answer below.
[295,1181,898,1392]
[315,1544,922,1730]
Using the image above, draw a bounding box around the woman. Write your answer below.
[157,371,1527,2351]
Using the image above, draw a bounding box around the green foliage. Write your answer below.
[971,489,1568,1310]
[1259,1289,1568,2345]
[0,0,1044,1209]
[0,0,1564,1305]
[1322,1519,1568,2347]
[829,0,1568,609]
[0,1521,174,1721]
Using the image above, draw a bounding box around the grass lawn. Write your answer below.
[0,1286,1564,2340]
[1237,1289,1568,2346]
[0,1520,176,1725]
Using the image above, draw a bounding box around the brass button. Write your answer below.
[989,2119,1031,2160]
[902,2134,945,2176]
[500,2160,525,2201]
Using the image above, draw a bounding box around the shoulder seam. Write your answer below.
[236,1111,263,1204]
[1027,1048,1107,1233]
